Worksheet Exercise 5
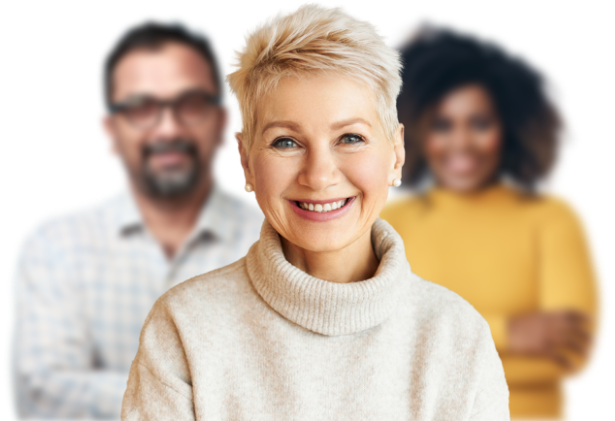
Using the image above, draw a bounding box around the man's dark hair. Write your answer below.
[104,22,222,107]
[397,26,561,191]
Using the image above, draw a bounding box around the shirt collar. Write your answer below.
[115,183,235,243]
[191,183,235,243]
[116,192,142,236]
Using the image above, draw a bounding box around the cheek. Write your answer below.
[194,131,218,160]
[477,127,503,160]
[423,133,447,162]
[114,123,144,159]
[194,118,223,152]
[342,150,390,203]
[252,154,298,210]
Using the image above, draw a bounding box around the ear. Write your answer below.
[218,102,235,155]
[94,109,118,164]
[236,133,255,186]
[215,107,228,146]
[389,123,406,184]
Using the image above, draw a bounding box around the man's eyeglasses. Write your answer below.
[109,90,221,130]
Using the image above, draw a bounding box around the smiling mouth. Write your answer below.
[294,198,351,213]
[443,154,480,174]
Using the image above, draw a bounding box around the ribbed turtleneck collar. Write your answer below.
[246,219,410,336]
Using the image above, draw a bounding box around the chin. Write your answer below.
[291,232,353,253]
[284,217,358,253]
[443,176,486,193]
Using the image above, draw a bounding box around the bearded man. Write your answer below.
[13,23,263,419]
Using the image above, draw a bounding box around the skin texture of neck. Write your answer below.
[435,172,501,195]
[131,173,212,260]
[280,226,380,284]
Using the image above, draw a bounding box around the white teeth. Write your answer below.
[298,198,350,213]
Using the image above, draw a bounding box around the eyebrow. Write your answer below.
[115,88,218,104]
[330,118,372,130]
[261,121,302,135]
[261,118,372,135]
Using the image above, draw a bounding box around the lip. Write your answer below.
[289,196,356,222]
[290,197,349,205]
[149,151,189,166]
[443,155,479,174]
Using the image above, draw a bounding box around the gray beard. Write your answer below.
[139,139,201,198]
[143,163,200,197]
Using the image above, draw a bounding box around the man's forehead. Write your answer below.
[112,42,216,101]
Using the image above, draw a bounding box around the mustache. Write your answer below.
[143,140,198,158]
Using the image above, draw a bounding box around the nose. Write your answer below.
[297,143,341,191]
[449,126,473,151]
[151,106,184,139]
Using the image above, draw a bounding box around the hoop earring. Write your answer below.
[392,178,402,187]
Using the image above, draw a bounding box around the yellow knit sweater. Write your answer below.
[381,184,597,419]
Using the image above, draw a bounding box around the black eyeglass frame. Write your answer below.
[108,89,222,129]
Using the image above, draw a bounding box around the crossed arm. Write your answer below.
[484,202,597,384]
[14,233,128,418]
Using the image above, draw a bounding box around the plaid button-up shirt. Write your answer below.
[14,185,264,418]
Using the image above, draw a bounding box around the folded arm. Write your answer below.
[536,201,597,366]
[486,201,598,385]
[14,232,127,418]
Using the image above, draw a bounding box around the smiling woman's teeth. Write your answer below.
[298,199,347,212]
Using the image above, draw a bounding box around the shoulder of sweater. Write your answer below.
[154,257,253,311]
[404,273,491,335]
[537,188,592,223]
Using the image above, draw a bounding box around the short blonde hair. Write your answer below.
[227,4,402,150]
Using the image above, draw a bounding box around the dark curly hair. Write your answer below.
[397,27,561,191]
[96,15,229,108]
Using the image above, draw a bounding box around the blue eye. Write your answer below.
[340,134,364,144]
[273,138,298,149]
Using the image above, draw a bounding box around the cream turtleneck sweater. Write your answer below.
[121,219,509,420]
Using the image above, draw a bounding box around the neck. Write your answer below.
[280,228,379,284]
[435,176,501,195]
[131,174,212,259]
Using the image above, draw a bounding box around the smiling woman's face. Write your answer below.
[423,84,503,192]
[239,74,404,253]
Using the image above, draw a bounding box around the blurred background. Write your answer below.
[3,2,613,420]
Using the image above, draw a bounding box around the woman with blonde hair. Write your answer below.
[121,6,509,420]
[381,28,596,419]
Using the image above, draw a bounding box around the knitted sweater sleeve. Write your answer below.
[468,319,510,421]
[420,283,511,421]
[121,299,195,420]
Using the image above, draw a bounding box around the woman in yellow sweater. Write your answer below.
[381,28,597,419]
